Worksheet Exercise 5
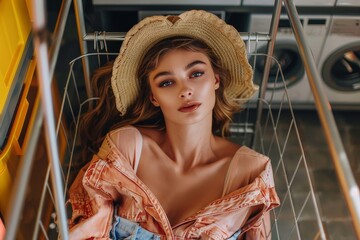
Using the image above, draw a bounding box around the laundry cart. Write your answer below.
[4,0,360,239]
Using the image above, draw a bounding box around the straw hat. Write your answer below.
[111,10,257,115]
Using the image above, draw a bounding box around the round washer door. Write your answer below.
[249,40,304,90]
[321,42,360,92]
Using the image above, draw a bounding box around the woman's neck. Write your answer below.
[160,120,218,172]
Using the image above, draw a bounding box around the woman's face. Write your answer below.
[148,49,220,126]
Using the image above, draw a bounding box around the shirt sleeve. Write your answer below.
[223,146,270,195]
[225,148,280,239]
[68,156,114,240]
[67,126,143,239]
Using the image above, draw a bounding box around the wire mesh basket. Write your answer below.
[21,32,326,239]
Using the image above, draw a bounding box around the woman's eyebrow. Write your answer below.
[153,60,207,81]
[186,60,206,70]
[153,71,171,81]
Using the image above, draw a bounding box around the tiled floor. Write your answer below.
[286,110,360,239]
[231,106,359,239]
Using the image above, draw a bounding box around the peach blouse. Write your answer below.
[68,126,279,239]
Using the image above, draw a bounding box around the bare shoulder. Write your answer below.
[235,145,270,183]
[213,136,242,159]
[236,146,269,165]
[135,126,164,144]
[212,137,272,190]
[214,137,268,164]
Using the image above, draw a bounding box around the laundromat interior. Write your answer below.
[1,0,360,239]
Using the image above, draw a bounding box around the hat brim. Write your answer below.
[112,10,257,115]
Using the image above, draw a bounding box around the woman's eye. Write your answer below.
[159,80,173,88]
[191,71,204,78]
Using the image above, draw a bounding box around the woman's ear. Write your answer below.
[150,94,160,107]
[214,74,220,90]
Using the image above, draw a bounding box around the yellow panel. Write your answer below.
[12,0,31,40]
[0,0,31,114]
[0,158,11,213]
[0,60,36,214]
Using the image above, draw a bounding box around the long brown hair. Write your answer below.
[79,37,242,161]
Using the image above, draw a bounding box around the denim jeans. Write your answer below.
[110,215,161,240]
[110,215,242,240]
[228,229,242,239]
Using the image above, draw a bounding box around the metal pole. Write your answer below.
[82,32,271,42]
[73,0,92,98]
[49,0,73,78]
[5,104,42,240]
[283,0,360,238]
[32,0,69,239]
[5,0,73,237]
[252,0,282,148]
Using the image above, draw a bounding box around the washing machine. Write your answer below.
[336,0,360,6]
[242,0,335,6]
[248,14,330,107]
[317,16,360,109]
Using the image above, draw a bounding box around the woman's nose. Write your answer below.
[179,87,193,99]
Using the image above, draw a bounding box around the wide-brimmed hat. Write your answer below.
[111,10,258,115]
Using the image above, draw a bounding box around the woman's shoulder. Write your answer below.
[222,141,271,192]
[213,137,268,163]
[233,146,270,175]
[105,125,143,152]
[213,136,242,160]
[107,125,163,150]
[99,125,145,170]
[236,146,269,163]
[106,125,139,143]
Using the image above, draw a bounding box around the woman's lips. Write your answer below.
[178,103,201,112]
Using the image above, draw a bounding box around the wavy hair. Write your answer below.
[79,37,242,161]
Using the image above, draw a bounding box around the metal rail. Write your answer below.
[283,0,360,238]
[74,0,92,98]
[82,31,271,42]
[4,0,72,239]
[4,101,42,240]
[252,0,282,148]
[31,0,69,238]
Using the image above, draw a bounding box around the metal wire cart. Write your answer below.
[3,0,360,239]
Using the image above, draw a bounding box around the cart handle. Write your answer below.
[283,0,360,238]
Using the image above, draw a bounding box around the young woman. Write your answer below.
[68,10,279,239]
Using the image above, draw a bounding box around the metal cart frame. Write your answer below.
[4,0,360,239]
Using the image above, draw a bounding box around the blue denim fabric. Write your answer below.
[228,229,242,239]
[110,215,161,240]
[109,215,241,239]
